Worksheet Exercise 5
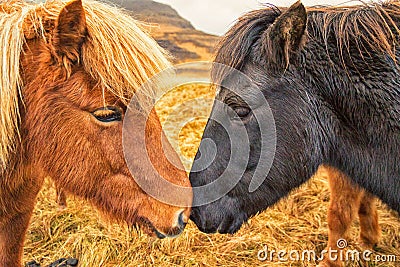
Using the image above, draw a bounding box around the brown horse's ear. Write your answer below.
[262,1,307,72]
[53,0,87,64]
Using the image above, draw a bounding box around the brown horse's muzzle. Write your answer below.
[136,205,191,238]
[153,208,189,238]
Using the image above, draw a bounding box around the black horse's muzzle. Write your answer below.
[190,203,248,234]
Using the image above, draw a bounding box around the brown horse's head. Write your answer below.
[4,0,191,237]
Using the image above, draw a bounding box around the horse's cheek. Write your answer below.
[98,124,125,171]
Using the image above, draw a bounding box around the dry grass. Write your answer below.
[23,84,399,266]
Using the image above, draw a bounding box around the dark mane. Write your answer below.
[214,7,281,70]
[212,7,281,83]
[307,1,400,65]
[214,1,400,79]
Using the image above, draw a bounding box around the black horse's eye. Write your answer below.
[92,106,122,122]
[228,106,251,120]
[234,107,251,118]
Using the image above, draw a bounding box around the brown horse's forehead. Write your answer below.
[59,70,123,111]
[20,41,123,111]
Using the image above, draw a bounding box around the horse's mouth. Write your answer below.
[153,228,167,239]
[135,217,185,239]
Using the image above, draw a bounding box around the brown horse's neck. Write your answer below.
[0,54,48,258]
[0,161,44,266]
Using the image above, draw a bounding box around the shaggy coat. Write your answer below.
[190,0,398,241]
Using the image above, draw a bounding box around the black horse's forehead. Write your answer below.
[222,70,252,86]
[218,83,262,110]
[218,69,256,93]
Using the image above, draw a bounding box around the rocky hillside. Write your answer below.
[110,0,219,63]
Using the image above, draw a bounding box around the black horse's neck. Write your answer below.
[301,10,400,136]
[295,11,400,211]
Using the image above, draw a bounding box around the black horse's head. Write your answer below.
[189,2,314,234]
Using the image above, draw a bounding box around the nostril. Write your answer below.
[178,211,186,229]
[194,150,201,160]
[161,211,187,237]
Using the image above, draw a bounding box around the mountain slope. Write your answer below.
[110,0,219,63]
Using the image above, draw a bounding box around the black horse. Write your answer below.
[189,1,400,234]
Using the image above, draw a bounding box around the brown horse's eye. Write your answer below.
[92,106,122,123]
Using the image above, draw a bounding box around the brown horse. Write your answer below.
[320,166,380,267]
[0,0,192,265]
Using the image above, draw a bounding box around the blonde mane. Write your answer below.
[0,0,171,171]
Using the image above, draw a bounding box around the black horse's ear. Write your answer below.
[262,1,307,72]
[53,0,87,64]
